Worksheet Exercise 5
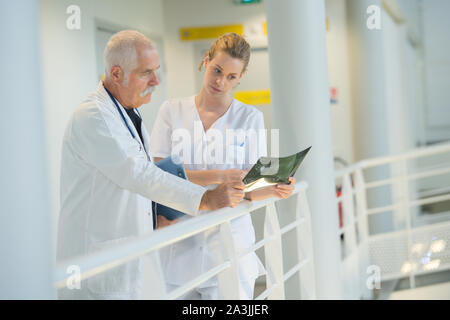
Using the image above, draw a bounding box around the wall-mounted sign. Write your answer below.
[234,90,271,105]
[181,17,329,41]
[234,0,262,4]
[180,24,244,41]
[330,87,338,104]
[234,88,337,105]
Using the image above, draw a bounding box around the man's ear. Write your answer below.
[110,66,123,84]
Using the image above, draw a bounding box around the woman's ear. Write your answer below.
[203,53,209,68]
[238,70,246,81]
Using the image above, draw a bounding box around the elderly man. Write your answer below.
[57,30,245,300]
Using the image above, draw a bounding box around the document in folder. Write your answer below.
[242,146,311,192]
[153,156,187,220]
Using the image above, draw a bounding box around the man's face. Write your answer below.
[121,46,160,108]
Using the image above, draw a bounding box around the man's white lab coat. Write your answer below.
[57,82,206,299]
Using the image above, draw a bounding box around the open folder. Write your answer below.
[243,146,311,192]
[152,156,187,220]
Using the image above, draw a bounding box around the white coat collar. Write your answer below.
[96,81,151,160]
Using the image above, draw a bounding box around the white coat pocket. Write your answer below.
[87,238,140,297]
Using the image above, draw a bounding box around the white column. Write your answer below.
[265,0,342,299]
[0,1,54,299]
[347,0,394,235]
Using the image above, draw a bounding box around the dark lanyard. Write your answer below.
[104,86,140,138]
[104,86,148,158]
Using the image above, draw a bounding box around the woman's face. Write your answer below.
[202,51,244,97]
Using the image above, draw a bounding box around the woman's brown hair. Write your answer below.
[198,32,251,73]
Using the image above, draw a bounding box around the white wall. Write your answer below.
[39,0,166,247]
[383,10,414,154]
[326,0,355,164]
[421,0,450,143]
[162,0,267,99]
[162,0,356,164]
[386,0,450,146]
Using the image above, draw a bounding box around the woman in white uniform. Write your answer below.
[150,33,295,299]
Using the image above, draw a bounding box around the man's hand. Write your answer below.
[220,169,248,183]
[199,181,245,211]
[156,215,179,229]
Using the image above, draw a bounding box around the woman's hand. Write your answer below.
[245,177,296,201]
[272,177,296,199]
[156,215,179,229]
[220,169,249,183]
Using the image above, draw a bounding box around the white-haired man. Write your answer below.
[57,30,245,300]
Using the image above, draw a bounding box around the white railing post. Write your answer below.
[341,173,360,299]
[217,221,241,299]
[354,169,369,244]
[141,251,168,299]
[264,202,285,299]
[342,173,358,253]
[399,157,416,288]
[354,168,372,299]
[296,189,316,299]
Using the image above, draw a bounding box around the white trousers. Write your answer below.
[166,278,256,300]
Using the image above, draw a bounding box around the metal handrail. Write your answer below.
[335,142,450,297]
[54,181,311,297]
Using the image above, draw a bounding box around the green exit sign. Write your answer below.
[234,0,261,5]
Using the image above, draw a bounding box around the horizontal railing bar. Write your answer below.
[362,167,450,191]
[380,263,450,282]
[282,259,309,282]
[335,163,361,178]
[54,182,308,287]
[334,143,450,179]
[238,236,276,260]
[409,193,450,208]
[368,220,450,242]
[364,193,450,217]
[280,218,306,235]
[408,166,450,181]
[365,177,399,189]
[418,186,450,199]
[367,203,400,215]
[166,262,231,300]
[360,143,450,169]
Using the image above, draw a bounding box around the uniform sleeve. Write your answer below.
[150,101,172,159]
[70,102,206,216]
